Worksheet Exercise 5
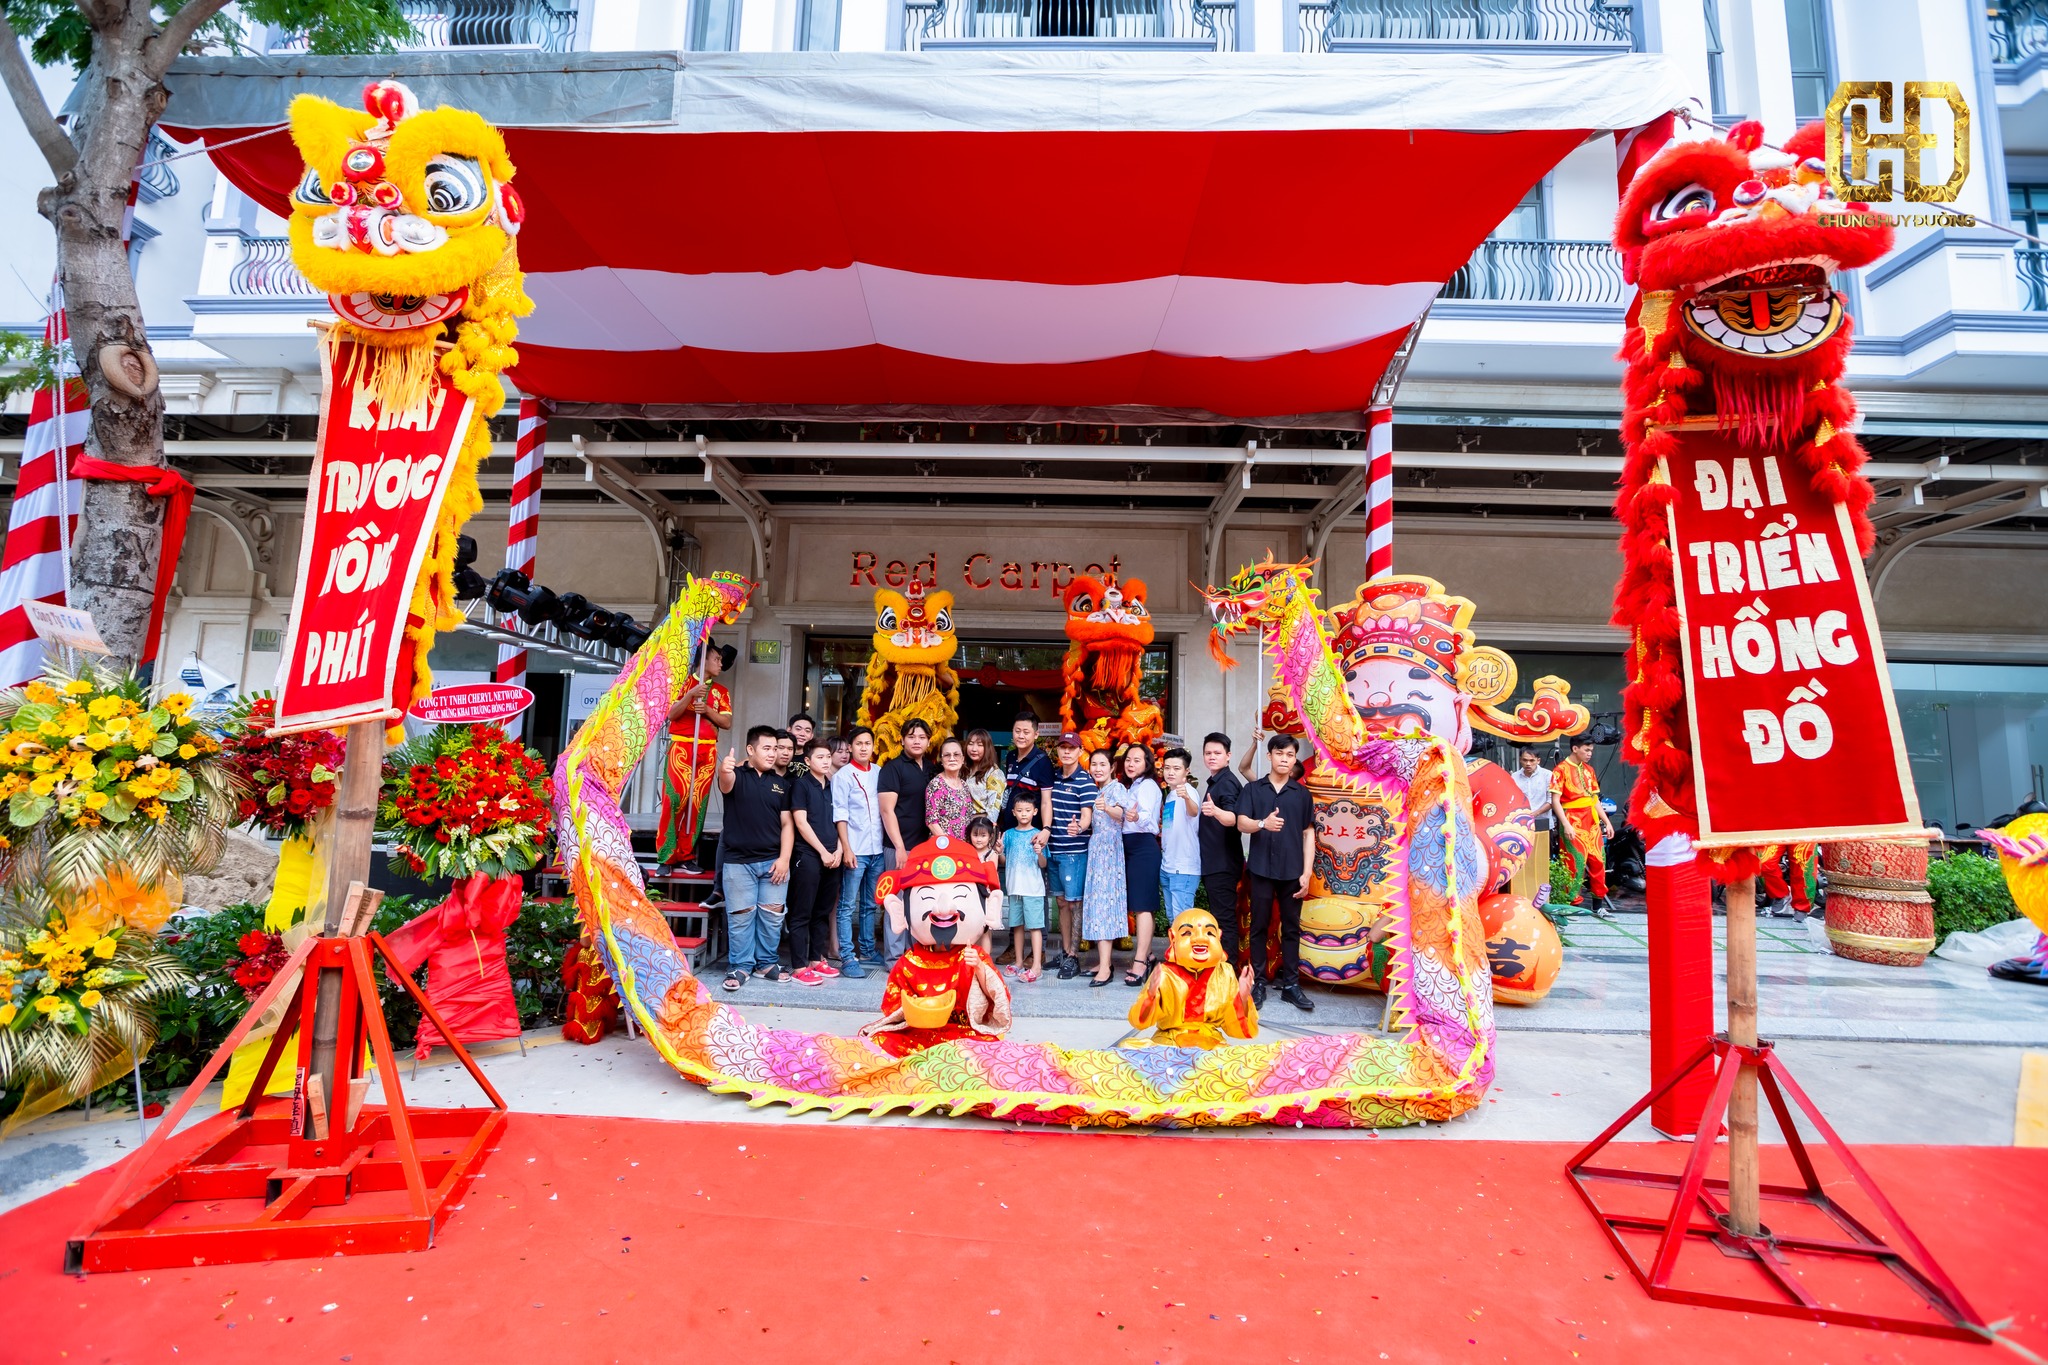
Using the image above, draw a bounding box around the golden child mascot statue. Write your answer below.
[1125,908,1259,1049]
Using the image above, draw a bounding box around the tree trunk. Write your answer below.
[37,6,172,674]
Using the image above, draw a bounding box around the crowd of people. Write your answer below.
[684,711,1326,1013]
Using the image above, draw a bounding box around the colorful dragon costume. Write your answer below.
[1203,562,1587,1002]
[1059,572,1163,754]
[287,80,532,714]
[558,570,1498,1128]
[857,580,960,760]
[1611,119,1893,874]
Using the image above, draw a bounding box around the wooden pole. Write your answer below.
[307,719,385,1138]
[1724,872,1761,1236]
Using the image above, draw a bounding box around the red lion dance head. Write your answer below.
[1611,120,1893,870]
[1060,572,1160,754]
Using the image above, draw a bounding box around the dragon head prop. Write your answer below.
[1201,556,1311,668]
[871,580,958,667]
[1616,120,1893,448]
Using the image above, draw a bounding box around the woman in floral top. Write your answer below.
[924,736,978,841]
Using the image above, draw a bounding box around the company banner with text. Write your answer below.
[275,334,474,730]
[1664,428,1921,845]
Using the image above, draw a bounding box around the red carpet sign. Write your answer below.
[275,334,475,730]
[1664,428,1920,844]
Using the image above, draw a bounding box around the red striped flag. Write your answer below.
[0,305,86,687]
[1362,405,1395,582]
[494,398,547,736]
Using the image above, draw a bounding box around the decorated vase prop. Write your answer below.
[559,571,1502,1128]
[1981,814,2048,985]
[1202,562,1587,1011]
[0,892,189,1134]
[1059,571,1163,756]
[1820,838,1935,967]
[1124,908,1258,1049]
[1483,894,1564,1006]
[286,79,532,714]
[0,667,234,913]
[856,580,961,759]
[859,835,1011,1057]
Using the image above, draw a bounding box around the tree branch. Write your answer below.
[0,14,77,177]
[144,0,234,79]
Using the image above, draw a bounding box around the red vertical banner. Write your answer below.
[274,332,475,730]
[1663,427,1921,844]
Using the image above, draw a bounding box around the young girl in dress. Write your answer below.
[1080,748,1128,986]
[966,815,999,955]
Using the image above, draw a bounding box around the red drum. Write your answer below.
[1820,839,1935,967]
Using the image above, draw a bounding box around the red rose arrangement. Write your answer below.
[219,694,344,839]
[224,928,290,999]
[378,723,554,880]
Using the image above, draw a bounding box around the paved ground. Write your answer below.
[6,906,2043,1218]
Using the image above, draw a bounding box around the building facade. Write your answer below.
[2,0,2044,835]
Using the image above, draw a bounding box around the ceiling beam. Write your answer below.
[1869,486,2048,597]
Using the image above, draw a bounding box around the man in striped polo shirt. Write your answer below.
[1045,731,1097,980]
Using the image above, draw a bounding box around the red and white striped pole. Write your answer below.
[1362,404,1395,581]
[494,398,547,737]
[0,303,87,687]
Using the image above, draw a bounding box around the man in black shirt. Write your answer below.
[878,718,935,961]
[716,724,794,991]
[999,713,1055,837]
[1197,731,1247,968]
[1235,732,1317,1012]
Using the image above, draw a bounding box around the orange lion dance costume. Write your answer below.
[1059,572,1162,755]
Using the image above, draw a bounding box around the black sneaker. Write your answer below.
[1055,955,1079,980]
[1280,982,1315,1013]
[1591,898,1617,922]
[1252,978,1268,1010]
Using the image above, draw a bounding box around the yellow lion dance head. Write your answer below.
[288,80,534,723]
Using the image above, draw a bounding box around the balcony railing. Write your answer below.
[227,237,322,299]
[1441,239,1627,305]
[1299,0,1633,53]
[904,0,1238,48]
[1990,0,2048,65]
[2021,248,2048,312]
[266,0,580,53]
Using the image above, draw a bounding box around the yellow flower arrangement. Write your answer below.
[0,663,239,899]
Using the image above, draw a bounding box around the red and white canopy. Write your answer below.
[169,51,1685,422]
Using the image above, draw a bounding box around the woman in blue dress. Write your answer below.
[1080,748,1127,986]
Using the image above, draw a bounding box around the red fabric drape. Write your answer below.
[70,457,192,668]
[382,872,524,1058]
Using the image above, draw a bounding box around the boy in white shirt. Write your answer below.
[1160,747,1203,917]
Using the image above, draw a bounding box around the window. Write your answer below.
[1492,181,1546,241]
[796,0,840,49]
[1703,0,1727,118]
[2013,183,2048,238]
[1783,0,1832,123]
[690,0,740,50]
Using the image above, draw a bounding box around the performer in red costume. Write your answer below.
[861,834,1012,1057]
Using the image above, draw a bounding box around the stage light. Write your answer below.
[452,534,489,601]
[603,614,650,652]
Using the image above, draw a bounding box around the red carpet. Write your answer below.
[5,1113,2042,1364]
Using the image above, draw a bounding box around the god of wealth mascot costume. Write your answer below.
[1204,565,1587,1007]
[857,580,961,760]
[1060,571,1165,756]
[1125,908,1259,1049]
[860,835,1011,1057]
[287,79,532,715]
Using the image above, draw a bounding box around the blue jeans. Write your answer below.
[836,851,884,962]
[722,858,788,974]
[1163,871,1200,916]
[1049,853,1088,902]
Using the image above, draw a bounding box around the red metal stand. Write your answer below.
[66,932,508,1273]
[1566,1033,1986,1343]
